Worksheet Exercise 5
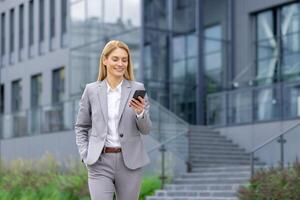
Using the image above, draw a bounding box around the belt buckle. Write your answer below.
[103,146,107,153]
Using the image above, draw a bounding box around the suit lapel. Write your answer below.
[97,80,108,123]
[117,79,132,125]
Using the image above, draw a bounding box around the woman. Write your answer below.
[75,40,151,200]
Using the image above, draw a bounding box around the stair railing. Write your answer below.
[250,121,300,177]
[147,97,190,188]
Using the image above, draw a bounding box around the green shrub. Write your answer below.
[139,176,161,200]
[238,161,300,200]
[0,154,162,200]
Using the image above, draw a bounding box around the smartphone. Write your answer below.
[132,90,146,102]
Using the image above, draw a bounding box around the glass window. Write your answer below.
[144,0,168,30]
[228,91,253,124]
[281,3,300,81]
[19,4,24,49]
[207,93,226,125]
[61,0,67,34]
[11,80,22,112]
[9,9,14,53]
[254,87,280,121]
[50,0,55,38]
[31,74,42,108]
[52,67,65,104]
[173,0,195,32]
[172,36,185,61]
[255,10,278,85]
[1,13,5,56]
[204,24,223,93]
[29,0,34,46]
[39,0,44,42]
[283,84,300,118]
[0,84,4,113]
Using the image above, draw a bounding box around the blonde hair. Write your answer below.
[97,40,135,81]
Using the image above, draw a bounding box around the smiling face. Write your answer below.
[103,47,129,79]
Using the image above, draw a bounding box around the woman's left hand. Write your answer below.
[129,96,145,115]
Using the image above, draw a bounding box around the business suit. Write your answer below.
[75,79,151,200]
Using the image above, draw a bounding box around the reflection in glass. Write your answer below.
[207,94,226,125]
[283,84,300,118]
[173,0,195,33]
[255,88,279,121]
[204,24,223,93]
[255,10,278,85]
[228,91,252,124]
[281,3,300,81]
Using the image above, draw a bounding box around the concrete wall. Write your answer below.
[0,0,70,113]
[215,118,300,166]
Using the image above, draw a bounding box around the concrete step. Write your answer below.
[190,145,245,151]
[164,184,240,191]
[146,125,263,200]
[190,138,234,144]
[147,197,238,200]
[190,150,249,156]
[191,164,251,169]
[173,177,248,185]
[191,154,250,161]
[180,172,250,179]
[191,165,265,173]
[190,143,239,148]
[155,190,237,197]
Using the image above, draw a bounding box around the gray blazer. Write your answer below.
[75,79,151,170]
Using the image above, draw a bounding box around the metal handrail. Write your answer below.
[147,129,190,189]
[250,121,300,177]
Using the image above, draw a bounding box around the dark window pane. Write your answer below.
[0,84,4,113]
[52,68,65,104]
[1,13,5,55]
[39,0,44,42]
[19,4,24,49]
[29,0,34,45]
[12,80,22,112]
[31,74,42,108]
[9,9,14,53]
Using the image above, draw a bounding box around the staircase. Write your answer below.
[146,125,263,200]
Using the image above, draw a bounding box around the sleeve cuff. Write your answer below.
[136,110,145,119]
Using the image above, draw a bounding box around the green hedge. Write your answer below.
[238,161,300,200]
[0,154,161,200]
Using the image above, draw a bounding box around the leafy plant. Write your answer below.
[0,154,162,200]
[238,161,300,200]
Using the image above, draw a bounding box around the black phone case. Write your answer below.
[133,90,146,101]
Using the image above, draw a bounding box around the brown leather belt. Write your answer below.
[102,147,122,153]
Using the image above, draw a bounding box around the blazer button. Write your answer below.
[119,133,124,138]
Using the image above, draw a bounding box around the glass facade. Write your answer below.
[143,0,198,124]
[204,24,223,93]
[207,2,300,126]
[69,0,142,96]
[281,3,300,81]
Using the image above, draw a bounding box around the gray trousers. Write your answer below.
[86,152,142,200]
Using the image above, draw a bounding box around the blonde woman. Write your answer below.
[75,40,151,200]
